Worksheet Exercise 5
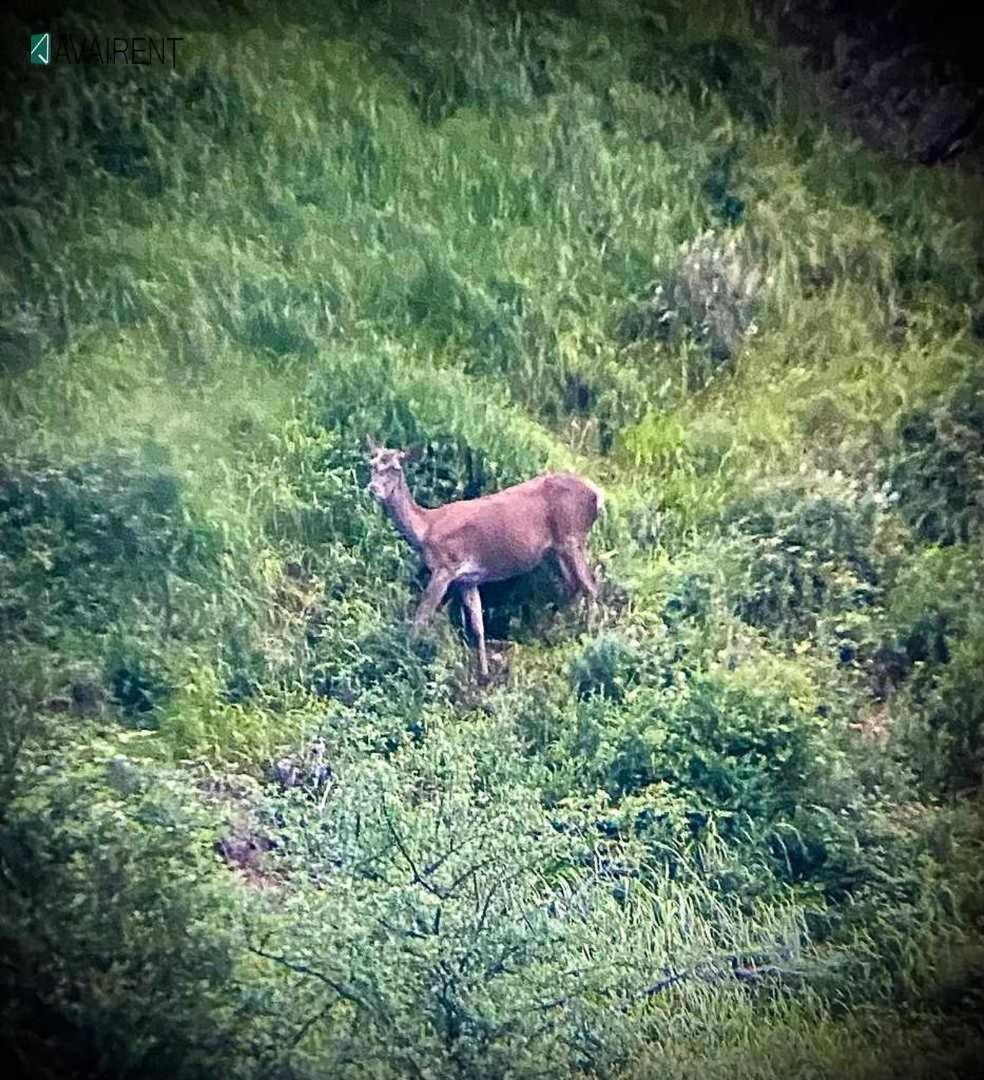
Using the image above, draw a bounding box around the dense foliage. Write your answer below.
[2,2,983,1077]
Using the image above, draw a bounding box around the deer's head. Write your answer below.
[365,435,407,503]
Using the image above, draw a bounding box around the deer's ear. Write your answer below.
[365,433,380,454]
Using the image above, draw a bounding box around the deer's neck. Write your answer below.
[383,473,430,550]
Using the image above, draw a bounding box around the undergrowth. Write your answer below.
[2,1,983,1077]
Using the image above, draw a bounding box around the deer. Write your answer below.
[364,435,605,680]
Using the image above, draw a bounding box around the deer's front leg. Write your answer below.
[460,585,489,680]
[412,567,454,631]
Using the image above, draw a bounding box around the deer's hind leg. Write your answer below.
[554,550,577,596]
[559,538,597,600]
[559,537,600,629]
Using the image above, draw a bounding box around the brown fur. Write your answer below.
[365,437,603,678]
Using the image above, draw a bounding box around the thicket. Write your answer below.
[2,1,983,1077]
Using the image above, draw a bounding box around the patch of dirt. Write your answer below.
[195,771,286,890]
[849,704,891,745]
[214,818,281,890]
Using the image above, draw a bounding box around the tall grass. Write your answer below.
[2,1,983,1077]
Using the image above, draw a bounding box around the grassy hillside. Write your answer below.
[2,2,983,1077]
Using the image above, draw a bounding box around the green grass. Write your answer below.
[2,1,983,1077]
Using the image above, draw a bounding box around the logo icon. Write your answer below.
[31,33,51,65]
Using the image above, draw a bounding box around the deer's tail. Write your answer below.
[584,479,605,516]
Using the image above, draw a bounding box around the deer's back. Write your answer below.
[420,472,600,579]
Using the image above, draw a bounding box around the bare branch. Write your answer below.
[247,944,375,1016]
[380,801,451,900]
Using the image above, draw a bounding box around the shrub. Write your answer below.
[373,0,550,125]
[251,707,817,1079]
[0,727,273,1080]
[923,630,984,791]
[723,471,882,640]
[882,363,984,545]
[154,665,314,768]
[570,631,643,702]
[631,33,778,130]
[870,543,983,699]
[310,346,564,493]
[0,440,216,646]
[616,229,763,391]
[890,614,984,795]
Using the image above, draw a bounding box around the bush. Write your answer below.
[870,543,983,699]
[249,707,817,1079]
[373,0,551,125]
[723,471,882,640]
[923,631,984,791]
[570,630,643,702]
[891,620,984,794]
[0,440,216,646]
[616,229,763,389]
[631,33,778,130]
[310,346,564,494]
[0,728,271,1080]
[882,363,984,545]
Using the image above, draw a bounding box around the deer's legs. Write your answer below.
[559,538,600,629]
[412,568,454,630]
[460,585,489,679]
[555,551,577,596]
[560,539,597,599]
